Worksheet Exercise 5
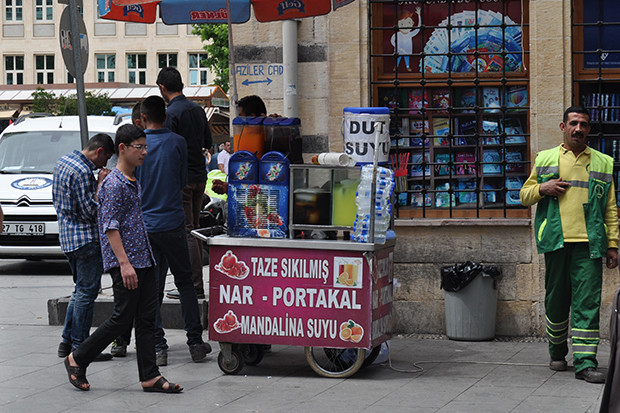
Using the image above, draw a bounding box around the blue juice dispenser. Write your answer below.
[227,150,259,237]
[257,151,290,238]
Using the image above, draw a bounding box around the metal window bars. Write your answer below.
[369,0,530,218]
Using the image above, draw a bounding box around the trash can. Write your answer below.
[441,262,501,341]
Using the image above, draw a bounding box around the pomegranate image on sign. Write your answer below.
[213,310,241,334]
[214,250,249,279]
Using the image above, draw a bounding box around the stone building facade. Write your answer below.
[232,0,620,338]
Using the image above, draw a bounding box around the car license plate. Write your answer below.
[2,222,45,236]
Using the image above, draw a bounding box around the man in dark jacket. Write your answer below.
[157,67,212,300]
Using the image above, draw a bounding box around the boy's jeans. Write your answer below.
[61,241,103,348]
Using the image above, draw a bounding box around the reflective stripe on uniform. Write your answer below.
[591,171,613,183]
[546,316,569,344]
[537,166,559,176]
[546,316,569,332]
[563,180,589,189]
[573,344,599,355]
[571,329,600,340]
[547,330,568,344]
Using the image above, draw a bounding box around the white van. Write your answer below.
[0,114,129,259]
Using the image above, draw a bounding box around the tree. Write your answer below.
[31,87,114,116]
[192,23,229,93]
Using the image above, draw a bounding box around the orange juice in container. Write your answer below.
[233,116,266,159]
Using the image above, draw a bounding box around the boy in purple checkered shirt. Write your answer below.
[64,124,182,393]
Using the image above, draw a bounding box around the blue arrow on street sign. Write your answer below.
[242,78,273,86]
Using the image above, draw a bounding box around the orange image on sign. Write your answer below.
[337,263,358,287]
[340,320,364,343]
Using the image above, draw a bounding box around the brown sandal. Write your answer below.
[64,357,89,391]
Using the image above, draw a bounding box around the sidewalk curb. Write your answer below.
[47,296,209,329]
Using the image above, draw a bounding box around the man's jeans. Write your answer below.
[182,181,206,294]
[61,241,103,348]
[149,223,204,351]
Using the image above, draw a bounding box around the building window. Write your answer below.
[189,53,209,86]
[67,72,74,83]
[158,53,177,69]
[127,53,146,84]
[5,0,22,22]
[370,0,530,218]
[96,54,116,82]
[5,55,24,85]
[35,0,53,21]
[572,0,620,205]
[35,55,54,84]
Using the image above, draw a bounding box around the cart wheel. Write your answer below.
[240,344,264,366]
[361,345,382,368]
[217,348,244,375]
[304,347,366,378]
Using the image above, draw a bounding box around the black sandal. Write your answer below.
[142,376,183,393]
[64,357,89,391]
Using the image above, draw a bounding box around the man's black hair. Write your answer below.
[85,133,114,156]
[115,124,146,155]
[156,67,183,93]
[141,95,166,125]
[563,106,590,123]
[131,102,141,124]
[238,95,267,117]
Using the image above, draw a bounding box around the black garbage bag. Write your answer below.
[440,261,502,292]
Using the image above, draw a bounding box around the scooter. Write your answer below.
[198,194,227,265]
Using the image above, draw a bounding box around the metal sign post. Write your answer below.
[59,0,89,149]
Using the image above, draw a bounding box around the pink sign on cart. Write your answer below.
[209,244,393,349]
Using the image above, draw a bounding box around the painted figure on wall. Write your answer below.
[390,6,422,72]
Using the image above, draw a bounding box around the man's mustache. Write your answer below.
[572,132,584,138]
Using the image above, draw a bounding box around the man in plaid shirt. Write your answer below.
[52,133,115,361]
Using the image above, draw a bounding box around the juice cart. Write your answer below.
[192,162,395,378]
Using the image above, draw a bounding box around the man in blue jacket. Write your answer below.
[157,67,212,300]
[135,95,211,366]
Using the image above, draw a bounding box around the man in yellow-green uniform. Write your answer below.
[521,106,619,384]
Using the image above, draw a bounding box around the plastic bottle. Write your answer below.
[351,165,395,243]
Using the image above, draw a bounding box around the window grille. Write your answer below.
[369,0,530,218]
[572,0,620,206]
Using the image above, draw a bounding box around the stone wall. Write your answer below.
[232,0,620,339]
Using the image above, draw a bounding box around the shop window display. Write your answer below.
[370,0,530,218]
[572,0,620,206]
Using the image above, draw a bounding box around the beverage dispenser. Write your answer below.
[233,116,266,159]
[227,150,259,237]
[263,117,303,164]
[257,151,290,238]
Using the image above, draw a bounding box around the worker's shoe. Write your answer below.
[549,358,567,371]
[189,342,212,362]
[575,367,606,383]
